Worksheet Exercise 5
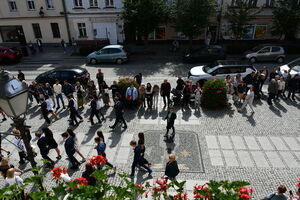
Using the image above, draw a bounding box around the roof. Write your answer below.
[216,60,251,66]
[48,67,87,72]
[102,45,123,49]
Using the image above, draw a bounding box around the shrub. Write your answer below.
[118,77,139,106]
[201,78,228,109]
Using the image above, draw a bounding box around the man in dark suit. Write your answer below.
[89,95,101,125]
[63,80,74,97]
[160,79,171,107]
[35,131,54,167]
[67,94,83,126]
[109,97,127,129]
[62,132,80,169]
[40,98,51,124]
[129,140,152,178]
[164,107,177,141]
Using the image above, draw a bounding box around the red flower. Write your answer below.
[71,177,88,188]
[156,177,167,185]
[88,155,106,166]
[135,183,143,190]
[51,166,67,180]
[173,192,189,200]
[240,193,251,200]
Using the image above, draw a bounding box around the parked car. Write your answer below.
[188,60,256,84]
[86,45,128,64]
[243,45,285,63]
[35,67,90,85]
[183,45,226,63]
[0,46,22,63]
[280,58,300,77]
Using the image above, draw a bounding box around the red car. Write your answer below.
[0,46,22,63]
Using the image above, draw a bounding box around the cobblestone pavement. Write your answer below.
[0,56,300,199]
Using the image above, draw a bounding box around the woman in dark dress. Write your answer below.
[165,154,179,181]
[138,132,151,167]
[43,128,61,160]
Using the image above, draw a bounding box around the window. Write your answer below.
[8,0,17,11]
[100,49,110,54]
[258,47,271,54]
[27,0,35,10]
[51,23,61,38]
[265,0,275,7]
[229,67,246,73]
[215,68,229,74]
[89,0,98,7]
[105,0,114,7]
[74,0,83,7]
[60,71,75,80]
[109,48,121,54]
[271,47,280,52]
[32,23,42,38]
[46,0,54,9]
[77,23,87,37]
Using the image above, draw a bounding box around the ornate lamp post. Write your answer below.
[0,70,43,189]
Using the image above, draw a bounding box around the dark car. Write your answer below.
[183,45,226,63]
[35,67,90,85]
[0,46,22,63]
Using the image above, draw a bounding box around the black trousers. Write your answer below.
[67,152,80,167]
[146,96,153,108]
[166,124,175,135]
[112,115,127,128]
[42,112,51,124]
[70,109,82,125]
[41,152,53,164]
[288,89,296,99]
[18,151,26,162]
[130,160,151,176]
[90,110,101,125]
[162,94,170,106]
[267,93,276,104]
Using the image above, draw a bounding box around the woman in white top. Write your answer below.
[238,85,255,113]
[45,94,59,120]
[194,82,202,109]
[277,77,286,99]
[5,168,24,186]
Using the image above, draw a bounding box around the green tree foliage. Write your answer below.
[122,0,169,44]
[272,0,300,40]
[174,0,215,45]
[225,0,258,39]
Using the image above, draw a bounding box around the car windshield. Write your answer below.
[203,62,218,73]
[252,46,263,52]
[287,58,300,72]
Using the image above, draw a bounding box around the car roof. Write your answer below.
[216,60,252,67]
[254,44,283,48]
[48,67,87,73]
[102,45,123,49]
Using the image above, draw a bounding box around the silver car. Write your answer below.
[86,45,128,64]
[244,45,285,63]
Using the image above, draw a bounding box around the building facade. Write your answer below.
[65,0,124,44]
[0,0,69,44]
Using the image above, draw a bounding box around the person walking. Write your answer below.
[61,132,80,170]
[82,163,96,186]
[63,80,74,97]
[67,94,83,126]
[28,82,39,104]
[194,83,202,109]
[36,38,43,52]
[94,131,115,170]
[67,129,86,162]
[267,75,279,105]
[152,85,160,109]
[12,130,27,164]
[44,83,56,108]
[237,86,255,114]
[75,81,85,109]
[45,95,60,120]
[40,98,51,124]
[165,154,180,181]
[182,81,192,109]
[17,70,25,81]
[160,80,171,107]
[61,39,67,53]
[87,80,97,98]
[109,81,119,99]
[164,107,177,141]
[176,76,185,92]
[54,80,65,110]
[145,83,153,109]
[101,81,110,106]
[36,83,45,99]
[109,97,127,129]
[138,132,151,167]
[89,95,102,126]
[287,75,299,101]
[35,131,55,167]
[259,66,268,93]
[138,84,146,108]
[129,140,152,178]
[96,69,104,96]
[43,128,61,160]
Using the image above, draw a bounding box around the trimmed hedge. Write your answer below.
[201,78,228,109]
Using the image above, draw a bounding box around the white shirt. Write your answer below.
[45,98,53,111]
[278,80,285,90]
[53,84,62,94]
[12,137,26,152]
[6,176,24,186]
[245,90,254,101]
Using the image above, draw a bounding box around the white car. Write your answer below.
[279,58,300,77]
[188,60,256,84]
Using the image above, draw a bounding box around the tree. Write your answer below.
[272,0,300,40]
[174,0,215,46]
[225,0,259,39]
[122,0,169,44]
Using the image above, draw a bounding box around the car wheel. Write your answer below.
[116,58,123,65]
[90,58,97,64]
[276,57,284,63]
[249,57,257,63]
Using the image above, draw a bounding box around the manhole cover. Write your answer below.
[142,130,204,173]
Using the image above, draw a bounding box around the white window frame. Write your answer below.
[45,0,54,9]
[8,0,17,12]
[74,0,83,7]
[89,0,98,7]
[78,23,87,37]
[27,0,35,10]
[105,0,114,7]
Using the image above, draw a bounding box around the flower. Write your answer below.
[88,155,106,166]
[71,177,88,188]
[240,193,251,200]
[173,192,189,200]
[156,177,167,185]
[51,166,67,180]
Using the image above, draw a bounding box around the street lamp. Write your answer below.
[0,70,43,189]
